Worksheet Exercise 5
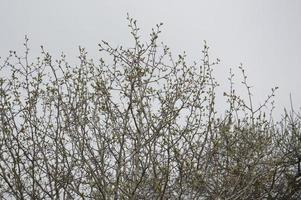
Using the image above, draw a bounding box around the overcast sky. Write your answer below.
[1,0,300,118]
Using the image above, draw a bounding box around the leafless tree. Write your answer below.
[0,16,300,199]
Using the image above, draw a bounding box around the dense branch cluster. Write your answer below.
[0,17,301,199]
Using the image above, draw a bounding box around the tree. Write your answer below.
[0,16,300,199]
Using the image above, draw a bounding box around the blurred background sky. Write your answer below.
[1,0,300,119]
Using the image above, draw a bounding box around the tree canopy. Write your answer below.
[0,17,300,199]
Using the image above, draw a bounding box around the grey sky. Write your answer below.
[1,0,301,118]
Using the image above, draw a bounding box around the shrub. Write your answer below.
[0,16,300,199]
